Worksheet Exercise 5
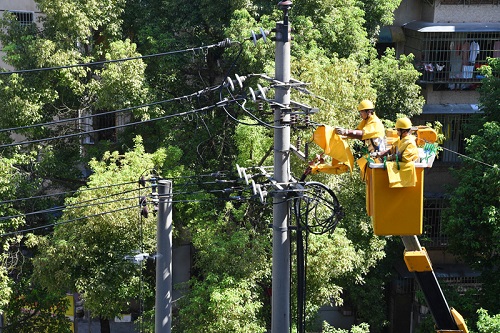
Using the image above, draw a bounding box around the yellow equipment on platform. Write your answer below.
[366,162,425,236]
[364,125,439,236]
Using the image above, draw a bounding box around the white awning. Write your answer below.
[403,20,500,33]
[422,104,482,114]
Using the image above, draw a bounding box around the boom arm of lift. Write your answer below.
[402,235,469,333]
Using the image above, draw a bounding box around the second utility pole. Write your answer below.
[272,2,292,333]
[155,180,173,333]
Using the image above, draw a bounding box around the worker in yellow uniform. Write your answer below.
[335,99,386,154]
[374,117,419,163]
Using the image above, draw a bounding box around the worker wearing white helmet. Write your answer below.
[335,99,386,153]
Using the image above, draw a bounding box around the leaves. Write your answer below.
[32,137,172,319]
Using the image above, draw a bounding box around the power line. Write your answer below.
[0,204,139,237]
[0,172,239,207]
[440,146,497,169]
[0,85,224,134]
[0,179,138,206]
[1,183,257,223]
[0,194,265,237]
[0,98,243,149]
[0,42,229,76]
[0,192,139,223]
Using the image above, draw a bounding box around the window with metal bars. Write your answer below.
[439,276,481,296]
[394,277,415,294]
[422,197,448,248]
[95,112,116,142]
[406,29,500,89]
[8,11,34,27]
[413,114,472,164]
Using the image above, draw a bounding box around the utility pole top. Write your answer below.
[278,0,293,10]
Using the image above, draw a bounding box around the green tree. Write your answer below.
[443,121,500,313]
[443,55,500,315]
[32,137,182,333]
[1,280,72,333]
[0,1,427,332]
[323,322,370,333]
[477,57,500,123]
[0,151,76,332]
[360,0,402,40]
[476,308,500,333]
[369,48,425,121]
[292,0,371,59]
[0,0,151,156]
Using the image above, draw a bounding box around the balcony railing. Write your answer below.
[404,29,500,89]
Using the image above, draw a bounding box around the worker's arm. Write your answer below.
[371,147,399,161]
[335,127,363,139]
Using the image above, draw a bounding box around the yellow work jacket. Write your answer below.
[390,135,419,163]
[356,114,385,152]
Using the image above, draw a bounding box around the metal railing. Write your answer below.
[405,30,500,87]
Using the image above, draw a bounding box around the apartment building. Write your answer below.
[378,0,499,331]
[0,0,130,146]
[0,0,42,70]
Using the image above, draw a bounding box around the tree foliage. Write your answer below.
[1,280,72,333]
[476,308,500,333]
[32,137,179,324]
[443,121,500,313]
[443,55,500,316]
[0,0,429,331]
[369,48,425,121]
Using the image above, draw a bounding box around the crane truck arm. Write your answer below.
[402,235,468,333]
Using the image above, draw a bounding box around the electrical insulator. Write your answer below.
[150,176,159,215]
[234,74,247,88]
[304,115,310,126]
[138,176,146,187]
[249,87,257,101]
[257,84,268,100]
[258,101,264,111]
[225,77,235,91]
[296,137,302,151]
[139,196,148,218]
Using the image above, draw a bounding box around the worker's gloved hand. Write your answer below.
[370,152,379,158]
[335,127,347,135]
[309,165,321,174]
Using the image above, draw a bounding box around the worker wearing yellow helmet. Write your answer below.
[375,117,419,162]
[335,99,386,153]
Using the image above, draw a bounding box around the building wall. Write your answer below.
[393,0,424,25]
[0,0,39,11]
[0,0,41,70]
[434,4,500,22]
[423,87,479,104]
[385,1,489,330]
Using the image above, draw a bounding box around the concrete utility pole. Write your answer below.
[155,180,173,333]
[272,2,292,333]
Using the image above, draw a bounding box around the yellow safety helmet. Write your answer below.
[395,117,412,129]
[357,99,374,111]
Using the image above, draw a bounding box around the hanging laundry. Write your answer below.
[449,42,462,79]
[493,41,500,58]
[461,41,470,65]
[469,41,480,64]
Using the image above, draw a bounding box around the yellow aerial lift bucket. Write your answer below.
[366,162,426,236]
